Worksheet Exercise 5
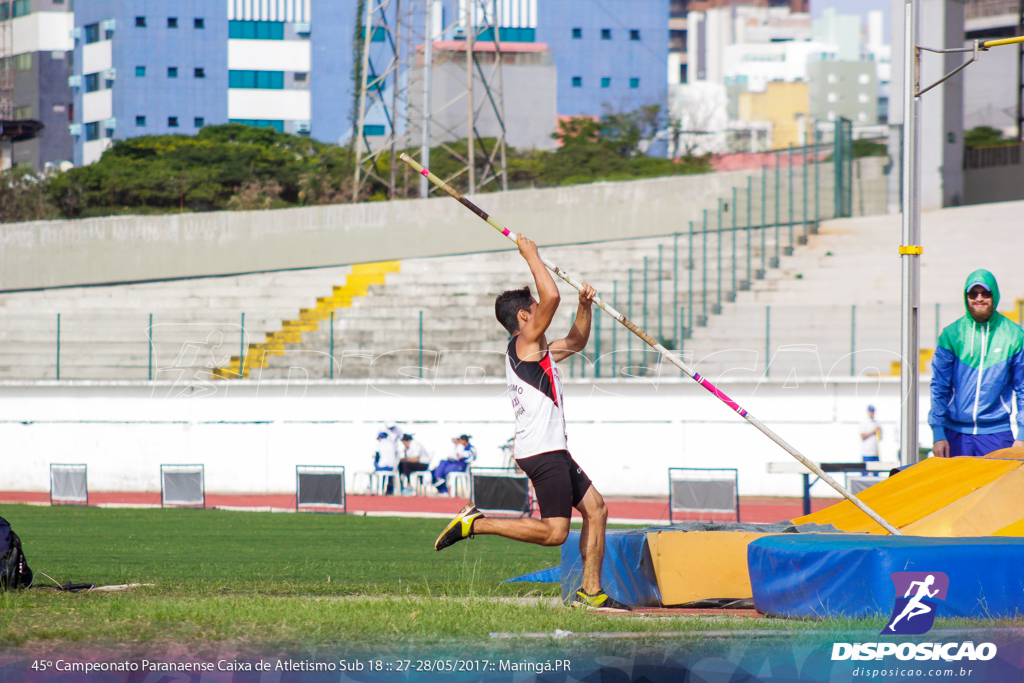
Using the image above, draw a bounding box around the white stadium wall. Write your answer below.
[0,376,927,499]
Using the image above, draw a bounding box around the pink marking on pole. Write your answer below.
[421,169,429,176]
[693,372,747,417]
[502,228,511,236]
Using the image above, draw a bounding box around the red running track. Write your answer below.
[0,491,833,523]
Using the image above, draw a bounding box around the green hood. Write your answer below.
[963,268,1000,315]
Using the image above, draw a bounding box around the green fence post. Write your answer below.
[239,312,245,379]
[774,150,780,267]
[716,199,723,313]
[417,310,422,380]
[815,127,821,222]
[147,313,153,381]
[56,313,61,381]
[329,311,336,379]
[702,210,708,323]
[612,280,618,378]
[802,136,809,239]
[658,244,663,342]
[628,270,633,372]
[834,119,841,219]
[643,256,649,334]
[746,176,753,284]
[595,311,602,378]
[788,143,794,253]
[570,311,576,378]
[731,186,738,295]
[680,306,686,376]
[673,233,679,347]
[765,305,771,378]
[761,165,768,275]
[850,304,856,376]
[688,221,695,332]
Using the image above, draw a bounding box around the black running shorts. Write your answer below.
[516,450,593,519]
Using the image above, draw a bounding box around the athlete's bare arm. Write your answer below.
[516,234,560,362]
[549,283,596,362]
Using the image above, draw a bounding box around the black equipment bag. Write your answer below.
[0,517,33,590]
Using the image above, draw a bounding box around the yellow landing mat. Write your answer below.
[902,466,1024,536]
[647,531,775,604]
[792,456,1022,534]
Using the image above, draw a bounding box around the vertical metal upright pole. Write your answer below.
[239,312,246,379]
[595,311,601,378]
[148,313,153,381]
[900,0,922,466]
[570,312,576,378]
[465,0,475,194]
[56,313,61,381]
[330,310,336,380]
[765,306,771,377]
[420,1,433,198]
[850,304,857,376]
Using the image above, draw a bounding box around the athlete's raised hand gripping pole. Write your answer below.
[399,152,902,536]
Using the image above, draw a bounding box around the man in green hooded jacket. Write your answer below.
[929,269,1024,457]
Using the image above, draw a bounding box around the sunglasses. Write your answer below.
[967,290,992,300]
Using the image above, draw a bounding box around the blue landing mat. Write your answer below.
[560,528,662,607]
[749,534,1024,619]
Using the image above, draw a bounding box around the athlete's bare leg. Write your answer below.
[473,516,569,546]
[575,487,608,595]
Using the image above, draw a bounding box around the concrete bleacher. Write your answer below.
[6,158,1008,386]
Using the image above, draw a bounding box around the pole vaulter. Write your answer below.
[399,152,902,536]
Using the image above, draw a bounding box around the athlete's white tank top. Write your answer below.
[505,336,568,459]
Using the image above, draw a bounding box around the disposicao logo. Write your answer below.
[883,571,949,635]
[831,570,998,662]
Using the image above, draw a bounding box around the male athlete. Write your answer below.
[434,234,629,611]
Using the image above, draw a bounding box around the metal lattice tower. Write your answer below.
[0,7,13,120]
[352,0,508,201]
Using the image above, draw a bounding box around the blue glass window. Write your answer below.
[194,117,205,127]
[168,17,178,28]
[228,70,284,89]
[135,66,145,77]
[601,77,610,88]
[167,67,178,78]
[630,29,640,41]
[571,76,582,87]
[629,77,640,88]
[601,28,611,40]
[194,68,205,78]
[194,18,205,29]
[229,119,285,132]
[84,72,100,92]
[84,23,100,44]
[168,117,179,127]
[572,28,582,39]
[85,122,100,140]
[228,20,284,40]
[135,16,146,27]
[136,116,146,127]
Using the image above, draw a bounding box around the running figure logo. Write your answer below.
[883,571,949,635]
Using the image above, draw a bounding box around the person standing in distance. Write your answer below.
[434,233,629,611]
[929,269,1024,457]
[860,405,882,472]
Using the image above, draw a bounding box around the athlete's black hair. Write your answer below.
[495,286,534,335]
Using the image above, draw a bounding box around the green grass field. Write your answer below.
[0,504,1007,657]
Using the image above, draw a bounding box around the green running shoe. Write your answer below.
[573,588,632,611]
[434,503,483,551]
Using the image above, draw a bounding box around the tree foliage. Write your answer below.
[1,107,714,223]
[964,126,1017,149]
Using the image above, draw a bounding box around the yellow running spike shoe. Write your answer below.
[434,503,484,551]
[573,588,632,612]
